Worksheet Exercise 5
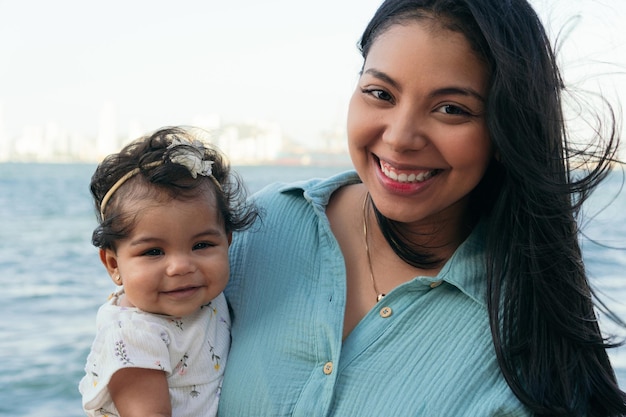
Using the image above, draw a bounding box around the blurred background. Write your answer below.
[0,0,625,164]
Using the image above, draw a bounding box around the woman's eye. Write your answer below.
[363,88,394,103]
[436,104,470,116]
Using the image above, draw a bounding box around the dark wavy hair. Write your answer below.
[90,126,258,250]
[359,0,625,416]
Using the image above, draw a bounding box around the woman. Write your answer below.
[218,0,626,415]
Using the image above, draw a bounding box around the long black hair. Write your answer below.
[358,0,626,415]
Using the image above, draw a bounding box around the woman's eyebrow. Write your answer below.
[429,87,485,102]
[362,68,400,90]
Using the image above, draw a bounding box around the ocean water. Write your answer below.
[0,162,624,416]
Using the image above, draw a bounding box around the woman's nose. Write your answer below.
[382,105,429,153]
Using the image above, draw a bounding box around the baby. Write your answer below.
[79,127,257,417]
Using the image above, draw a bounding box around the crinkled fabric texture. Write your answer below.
[218,171,530,417]
[79,292,230,417]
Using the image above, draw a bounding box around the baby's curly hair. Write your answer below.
[90,126,258,250]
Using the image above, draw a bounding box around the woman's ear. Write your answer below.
[100,248,122,285]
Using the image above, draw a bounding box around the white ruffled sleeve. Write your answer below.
[79,305,173,414]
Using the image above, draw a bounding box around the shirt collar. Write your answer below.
[431,220,487,306]
[278,170,361,209]
[278,170,487,306]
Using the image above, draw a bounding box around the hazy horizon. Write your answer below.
[1,0,624,157]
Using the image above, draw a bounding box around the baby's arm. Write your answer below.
[109,368,171,417]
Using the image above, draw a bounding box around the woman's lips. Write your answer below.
[378,159,440,183]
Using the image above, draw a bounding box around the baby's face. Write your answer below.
[104,193,231,317]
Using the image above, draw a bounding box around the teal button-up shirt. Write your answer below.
[219,171,528,417]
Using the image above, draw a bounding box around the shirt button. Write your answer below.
[323,361,333,375]
[430,280,443,289]
[379,306,393,318]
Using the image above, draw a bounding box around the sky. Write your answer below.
[0,0,625,152]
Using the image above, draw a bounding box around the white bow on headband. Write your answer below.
[99,138,217,219]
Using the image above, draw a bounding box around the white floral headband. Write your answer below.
[99,137,219,220]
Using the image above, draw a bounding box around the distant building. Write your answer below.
[0,108,350,165]
[95,101,119,160]
[216,121,283,164]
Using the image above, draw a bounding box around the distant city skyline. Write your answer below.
[0,106,350,164]
[1,0,624,161]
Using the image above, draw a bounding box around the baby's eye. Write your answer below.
[143,248,164,256]
[193,242,214,250]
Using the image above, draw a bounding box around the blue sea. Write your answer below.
[1,162,624,416]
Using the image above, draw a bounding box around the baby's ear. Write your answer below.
[227,232,233,246]
[100,249,121,285]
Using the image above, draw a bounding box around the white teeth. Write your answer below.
[380,161,434,183]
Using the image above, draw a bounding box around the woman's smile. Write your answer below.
[378,157,440,184]
[373,154,441,194]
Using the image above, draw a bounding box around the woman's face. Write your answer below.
[347,20,492,233]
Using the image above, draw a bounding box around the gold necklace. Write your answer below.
[363,193,386,302]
